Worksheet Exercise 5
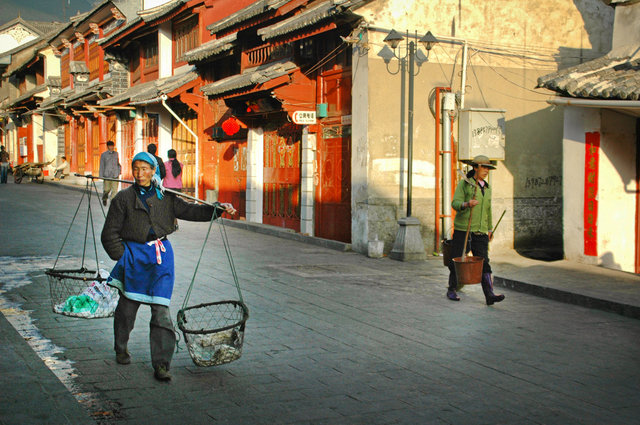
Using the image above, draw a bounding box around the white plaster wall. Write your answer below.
[0,25,38,55]
[357,0,613,67]
[351,41,371,253]
[143,0,173,10]
[157,108,172,161]
[345,0,614,256]
[31,114,43,163]
[562,106,600,265]
[598,109,637,272]
[300,128,315,236]
[611,3,640,50]
[246,127,263,223]
[42,114,59,165]
[158,22,172,79]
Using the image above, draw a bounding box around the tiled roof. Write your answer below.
[206,0,291,35]
[182,33,237,63]
[4,84,48,109]
[537,46,640,100]
[63,81,110,106]
[99,0,188,45]
[200,60,297,96]
[257,0,367,41]
[99,70,198,106]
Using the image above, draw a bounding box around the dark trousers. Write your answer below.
[447,230,492,291]
[114,296,176,370]
[0,163,8,183]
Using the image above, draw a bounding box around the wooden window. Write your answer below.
[35,58,45,85]
[74,43,85,64]
[143,38,158,69]
[142,35,158,82]
[88,39,100,81]
[61,50,70,88]
[174,17,199,63]
[130,45,141,85]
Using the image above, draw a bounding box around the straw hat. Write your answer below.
[466,155,496,169]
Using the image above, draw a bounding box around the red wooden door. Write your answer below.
[263,124,301,230]
[17,126,28,164]
[90,117,101,175]
[121,118,136,181]
[77,120,86,174]
[218,140,247,220]
[315,69,352,242]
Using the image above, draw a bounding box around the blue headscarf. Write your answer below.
[132,151,165,199]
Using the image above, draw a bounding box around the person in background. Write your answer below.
[163,149,183,192]
[53,156,70,180]
[446,154,505,306]
[99,141,121,206]
[0,145,10,184]
[147,143,166,180]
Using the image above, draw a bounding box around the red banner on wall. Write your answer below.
[584,132,600,256]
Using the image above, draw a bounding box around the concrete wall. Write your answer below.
[563,106,637,273]
[350,0,613,258]
[598,109,637,271]
[611,2,640,50]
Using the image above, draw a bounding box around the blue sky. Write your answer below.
[0,0,96,26]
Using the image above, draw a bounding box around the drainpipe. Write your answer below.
[442,92,457,236]
[459,41,468,109]
[160,94,200,199]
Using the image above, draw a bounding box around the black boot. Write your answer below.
[481,273,504,305]
[446,273,460,301]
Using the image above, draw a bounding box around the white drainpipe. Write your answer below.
[160,94,200,199]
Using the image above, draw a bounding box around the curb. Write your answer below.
[220,219,351,252]
[494,276,640,320]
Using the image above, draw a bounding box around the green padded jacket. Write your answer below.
[451,176,492,234]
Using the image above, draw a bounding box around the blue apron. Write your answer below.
[107,239,175,306]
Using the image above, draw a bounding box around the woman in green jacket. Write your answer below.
[447,155,505,305]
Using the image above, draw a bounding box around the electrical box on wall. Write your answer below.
[458,108,506,160]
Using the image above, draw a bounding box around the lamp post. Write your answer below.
[379,29,438,261]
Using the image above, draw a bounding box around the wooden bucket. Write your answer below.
[441,239,453,267]
[453,256,484,286]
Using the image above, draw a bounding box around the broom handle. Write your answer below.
[491,210,506,237]
[461,181,479,262]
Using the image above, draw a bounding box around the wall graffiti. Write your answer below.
[524,175,562,189]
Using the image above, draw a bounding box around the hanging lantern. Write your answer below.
[221,117,240,136]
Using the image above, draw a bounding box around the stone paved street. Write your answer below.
[1,182,640,424]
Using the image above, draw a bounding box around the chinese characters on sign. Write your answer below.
[292,111,316,125]
[584,132,599,256]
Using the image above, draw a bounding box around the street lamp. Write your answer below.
[379,29,439,261]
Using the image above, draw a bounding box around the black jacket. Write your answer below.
[101,186,222,260]
[154,154,166,179]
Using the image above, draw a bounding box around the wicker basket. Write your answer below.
[46,268,119,318]
[177,300,249,367]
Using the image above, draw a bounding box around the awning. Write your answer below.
[258,0,369,41]
[3,84,47,109]
[200,61,297,97]
[538,45,640,100]
[546,96,640,118]
[63,80,110,107]
[182,33,237,63]
[99,70,199,106]
[99,0,188,46]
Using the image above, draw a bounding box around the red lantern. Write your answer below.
[221,117,240,136]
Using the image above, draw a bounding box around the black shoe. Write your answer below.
[102,198,107,206]
[446,290,460,301]
[154,366,171,381]
[486,294,505,306]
